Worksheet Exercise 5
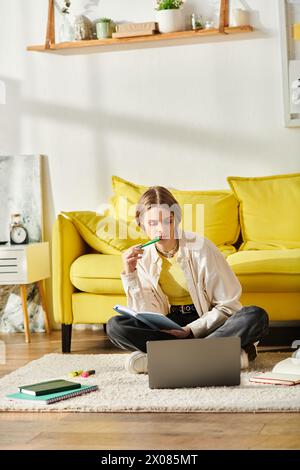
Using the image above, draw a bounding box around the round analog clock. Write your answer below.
[10,226,28,244]
[9,214,29,245]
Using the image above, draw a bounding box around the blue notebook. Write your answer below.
[113,304,184,331]
[6,384,98,404]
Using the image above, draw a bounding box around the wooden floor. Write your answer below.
[0,329,299,450]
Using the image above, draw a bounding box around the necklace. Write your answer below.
[155,240,179,258]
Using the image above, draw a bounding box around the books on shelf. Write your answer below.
[249,357,300,386]
[112,30,157,39]
[116,22,157,33]
[113,21,158,39]
[113,304,184,331]
[7,384,98,404]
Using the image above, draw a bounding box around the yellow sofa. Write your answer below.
[52,174,300,352]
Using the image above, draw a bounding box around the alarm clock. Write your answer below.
[9,214,29,245]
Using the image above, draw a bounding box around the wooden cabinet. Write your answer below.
[0,243,51,343]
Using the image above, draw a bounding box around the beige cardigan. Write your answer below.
[120,231,243,338]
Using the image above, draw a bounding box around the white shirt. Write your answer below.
[120,230,243,338]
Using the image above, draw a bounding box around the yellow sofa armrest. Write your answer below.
[52,214,90,325]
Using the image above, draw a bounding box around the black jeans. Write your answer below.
[106,305,269,353]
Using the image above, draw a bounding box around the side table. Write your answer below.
[0,242,51,343]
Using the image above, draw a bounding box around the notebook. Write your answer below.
[18,379,81,396]
[249,357,300,386]
[6,384,98,404]
[113,304,184,331]
[249,373,300,386]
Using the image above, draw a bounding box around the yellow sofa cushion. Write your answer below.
[112,175,240,251]
[70,254,124,294]
[70,247,231,296]
[227,172,300,250]
[112,174,146,203]
[61,211,146,254]
[227,249,300,292]
[70,249,300,295]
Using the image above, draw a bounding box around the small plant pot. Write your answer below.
[156,9,185,34]
[96,22,113,39]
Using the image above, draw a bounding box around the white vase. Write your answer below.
[156,9,185,34]
[233,9,250,27]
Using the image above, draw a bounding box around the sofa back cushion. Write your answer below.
[112,175,240,250]
[227,172,300,250]
[61,210,146,254]
[61,176,241,255]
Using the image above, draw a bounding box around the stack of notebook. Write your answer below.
[6,379,98,404]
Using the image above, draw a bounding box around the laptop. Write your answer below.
[146,337,241,389]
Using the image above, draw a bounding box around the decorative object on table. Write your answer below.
[96,18,114,39]
[9,213,29,245]
[57,0,75,42]
[191,14,203,31]
[204,20,215,30]
[0,155,45,334]
[112,21,158,39]
[73,14,94,40]
[155,0,185,33]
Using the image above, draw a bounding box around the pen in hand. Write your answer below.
[123,237,161,275]
[138,236,161,248]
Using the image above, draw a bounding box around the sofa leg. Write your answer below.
[103,323,107,334]
[62,324,72,353]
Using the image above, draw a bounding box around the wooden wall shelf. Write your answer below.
[27,1,253,53]
[27,26,253,53]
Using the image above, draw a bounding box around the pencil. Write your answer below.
[139,236,161,248]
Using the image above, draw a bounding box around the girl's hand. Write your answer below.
[160,325,193,338]
[122,244,144,275]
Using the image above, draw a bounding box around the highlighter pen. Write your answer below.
[139,236,161,248]
[81,370,96,378]
[69,369,83,378]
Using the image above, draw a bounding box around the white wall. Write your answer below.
[1,0,299,210]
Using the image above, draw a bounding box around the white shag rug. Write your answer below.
[0,352,299,413]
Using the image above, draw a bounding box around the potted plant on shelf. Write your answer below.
[155,0,185,34]
[96,18,115,39]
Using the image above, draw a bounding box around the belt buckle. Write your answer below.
[183,305,194,314]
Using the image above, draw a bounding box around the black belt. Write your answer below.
[170,304,197,314]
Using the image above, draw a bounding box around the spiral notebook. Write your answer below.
[6,384,98,404]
